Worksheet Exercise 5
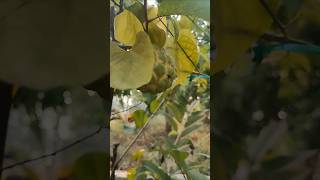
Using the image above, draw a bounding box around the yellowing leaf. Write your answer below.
[175,30,199,84]
[127,168,137,180]
[111,31,155,90]
[153,17,168,32]
[147,5,158,20]
[130,149,145,162]
[213,0,280,74]
[114,10,144,46]
[178,16,193,30]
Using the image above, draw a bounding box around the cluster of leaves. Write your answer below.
[213,0,320,179]
[110,0,210,179]
[110,0,209,90]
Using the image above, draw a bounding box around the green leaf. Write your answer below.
[180,124,201,138]
[166,102,184,122]
[132,109,148,128]
[150,99,160,113]
[110,31,155,90]
[72,152,107,180]
[213,0,280,73]
[127,2,145,23]
[170,150,189,167]
[176,139,193,148]
[158,0,210,21]
[0,0,107,89]
[185,111,205,127]
[141,160,171,180]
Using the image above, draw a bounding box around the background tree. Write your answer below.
[213,0,320,179]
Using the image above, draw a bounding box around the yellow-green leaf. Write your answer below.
[147,5,158,20]
[154,17,168,32]
[132,109,148,128]
[150,99,160,113]
[178,16,193,30]
[175,30,199,84]
[114,10,144,46]
[148,22,167,48]
[130,149,145,162]
[213,0,280,74]
[111,31,155,90]
[127,168,137,180]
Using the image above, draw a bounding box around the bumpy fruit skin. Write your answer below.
[139,51,175,94]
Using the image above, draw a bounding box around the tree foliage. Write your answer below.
[213,0,320,179]
[110,0,210,179]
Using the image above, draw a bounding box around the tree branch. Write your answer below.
[144,0,149,32]
[110,102,143,117]
[259,0,287,37]
[111,0,120,8]
[110,92,169,175]
[110,143,120,180]
[0,125,106,172]
[0,100,142,172]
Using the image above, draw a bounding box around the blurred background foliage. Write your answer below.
[213,0,320,179]
[2,87,108,180]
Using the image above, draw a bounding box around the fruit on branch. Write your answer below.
[148,22,167,48]
[139,50,175,94]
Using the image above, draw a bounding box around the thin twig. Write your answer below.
[119,0,124,12]
[259,0,287,37]
[110,143,120,180]
[144,0,149,32]
[110,96,168,174]
[0,101,143,172]
[148,16,164,23]
[1,125,106,172]
[176,163,188,180]
[111,0,120,7]
[111,102,143,116]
